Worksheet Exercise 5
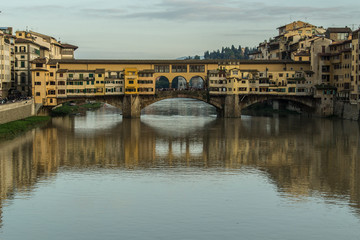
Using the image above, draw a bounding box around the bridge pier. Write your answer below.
[219,95,241,118]
[122,95,141,118]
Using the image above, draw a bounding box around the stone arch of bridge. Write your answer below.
[140,93,223,113]
[240,95,317,113]
[54,96,124,111]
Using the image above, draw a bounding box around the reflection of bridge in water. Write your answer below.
[1,116,360,225]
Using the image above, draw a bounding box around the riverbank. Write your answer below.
[0,116,51,140]
[51,102,103,116]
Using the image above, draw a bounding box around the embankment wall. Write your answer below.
[0,100,35,125]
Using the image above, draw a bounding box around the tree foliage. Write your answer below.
[204,45,256,60]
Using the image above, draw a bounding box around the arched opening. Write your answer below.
[171,76,187,90]
[189,76,205,89]
[141,98,218,117]
[242,99,314,116]
[156,76,170,90]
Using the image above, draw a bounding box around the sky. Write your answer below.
[1,0,360,59]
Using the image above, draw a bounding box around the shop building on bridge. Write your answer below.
[31,58,311,107]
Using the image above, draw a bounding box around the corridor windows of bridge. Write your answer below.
[189,65,205,72]
[154,65,170,73]
[171,65,187,73]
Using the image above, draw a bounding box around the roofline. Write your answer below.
[51,59,310,65]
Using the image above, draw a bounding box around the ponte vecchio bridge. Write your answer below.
[31,59,332,118]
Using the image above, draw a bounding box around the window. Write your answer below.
[35,81,41,85]
[189,65,205,72]
[36,72,40,77]
[98,74,102,77]
[69,74,74,78]
[36,92,40,96]
[58,89,65,94]
[172,65,187,73]
[21,61,25,68]
[154,65,170,73]
[50,72,54,77]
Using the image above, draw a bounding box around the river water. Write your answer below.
[0,99,359,240]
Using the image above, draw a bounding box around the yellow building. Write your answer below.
[124,68,139,94]
[351,29,360,103]
[31,59,313,107]
[209,61,311,96]
[0,28,15,98]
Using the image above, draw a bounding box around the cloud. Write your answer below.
[73,0,357,24]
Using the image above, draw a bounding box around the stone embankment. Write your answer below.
[0,99,36,125]
[334,101,360,121]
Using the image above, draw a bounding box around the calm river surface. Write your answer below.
[1,99,360,240]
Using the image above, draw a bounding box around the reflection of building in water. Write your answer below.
[0,130,40,227]
[205,118,360,211]
[0,116,360,221]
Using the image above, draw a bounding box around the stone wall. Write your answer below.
[334,101,360,121]
[0,100,35,124]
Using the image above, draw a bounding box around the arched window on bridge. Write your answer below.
[155,76,170,90]
[189,76,205,89]
[171,76,187,90]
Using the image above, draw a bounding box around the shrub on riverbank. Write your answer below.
[51,102,103,116]
[0,116,51,139]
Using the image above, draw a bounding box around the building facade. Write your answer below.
[0,28,15,99]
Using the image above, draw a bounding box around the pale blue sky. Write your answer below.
[1,0,360,59]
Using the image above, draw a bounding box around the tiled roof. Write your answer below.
[326,27,352,33]
[61,43,78,50]
[48,59,309,65]
[31,57,47,64]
